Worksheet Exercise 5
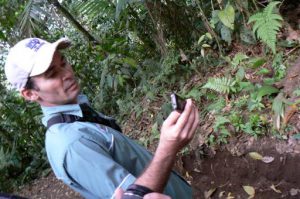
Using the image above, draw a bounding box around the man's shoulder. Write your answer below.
[45,123,81,151]
[45,122,110,151]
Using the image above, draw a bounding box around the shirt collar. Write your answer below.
[41,94,89,126]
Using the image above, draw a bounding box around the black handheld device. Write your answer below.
[170,93,186,112]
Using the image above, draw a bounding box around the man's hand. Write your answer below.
[114,188,171,199]
[158,99,199,154]
[133,99,199,193]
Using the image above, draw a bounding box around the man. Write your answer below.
[4,37,199,199]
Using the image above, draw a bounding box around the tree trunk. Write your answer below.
[145,1,167,57]
[48,0,100,45]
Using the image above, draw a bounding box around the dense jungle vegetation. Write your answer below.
[1,0,299,193]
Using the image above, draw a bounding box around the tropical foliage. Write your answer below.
[0,0,295,192]
[248,1,283,53]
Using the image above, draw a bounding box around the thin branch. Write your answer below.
[48,0,100,45]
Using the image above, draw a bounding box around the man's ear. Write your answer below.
[20,88,39,102]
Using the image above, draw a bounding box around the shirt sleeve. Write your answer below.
[64,136,136,199]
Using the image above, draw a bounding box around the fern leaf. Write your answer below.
[203,77,236,94]
[264,1,281,16]
[269,14,283,21]
[248,1,283,54]
[70,0,114,19]
[248,13,263,23]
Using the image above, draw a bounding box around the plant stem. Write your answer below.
[251,0,259,11]
[197,0,223,55]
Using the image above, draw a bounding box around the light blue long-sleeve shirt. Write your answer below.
[41,95,192,199]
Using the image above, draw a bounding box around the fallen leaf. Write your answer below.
[218,191,225,198]
[270,184,281,193]
[262,156,275,163]
[249,152,263,160]
[185,171,190,178]
[204,188,217,199]
[290,188,300,196]
[180,49,188,62]
[243,185,255,198]
[193,168,201,173]
[226,192,234,199]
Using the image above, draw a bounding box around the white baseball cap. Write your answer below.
[5,37,71,90]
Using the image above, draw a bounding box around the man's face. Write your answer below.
[30,51,80,106]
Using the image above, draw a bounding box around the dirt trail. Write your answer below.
[16,172,82,199]
[15,137,300,199]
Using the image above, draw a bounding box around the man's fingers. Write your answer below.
[175,99,193,130]
[181,105,196,137]
[163,110,181,127]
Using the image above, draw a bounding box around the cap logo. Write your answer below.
[25,39,45,52]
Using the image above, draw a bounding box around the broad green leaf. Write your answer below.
[239,82,254,91]
[205,32,212,39]
[272,93,285,130]
[256,86,279,101]
[218,4,235,29]
[249,58,266,68]
[257,68,270,75]
[272,93,284,118]
[236,67,245,81]
[198,35,206,44]
[240,26,256,44]
[220,26,232,44]
[210,10,220,27]
[202,44,211,48]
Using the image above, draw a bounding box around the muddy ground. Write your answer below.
[186,137,300,199]
[16,136,300,199]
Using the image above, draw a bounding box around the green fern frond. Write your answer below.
[70,0,114,19]
[264,1,281,16]
[248,1,283,54]
[203,77,236,94]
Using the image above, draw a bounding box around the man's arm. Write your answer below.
[134,99,199,192]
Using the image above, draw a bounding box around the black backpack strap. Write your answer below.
[47,104,122,133]
[47,114,80,128]
[79,103,122,132]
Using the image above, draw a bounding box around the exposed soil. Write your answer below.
[15,172,82,199]
[184,137,300,199]
[15,136,300,199]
